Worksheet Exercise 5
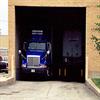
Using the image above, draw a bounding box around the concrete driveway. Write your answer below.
[0,81,99,100]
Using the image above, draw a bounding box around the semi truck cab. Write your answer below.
[19,30,51,76]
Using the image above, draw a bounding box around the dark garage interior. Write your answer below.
[15,7,86,82]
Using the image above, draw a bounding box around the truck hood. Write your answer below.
[26,50,46,56]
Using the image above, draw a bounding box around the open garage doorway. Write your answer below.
[15,7,86,82]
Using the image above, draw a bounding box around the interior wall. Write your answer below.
[15,21,20,79]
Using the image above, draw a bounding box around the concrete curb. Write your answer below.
[86,79,100,97]
[0,77,15,86]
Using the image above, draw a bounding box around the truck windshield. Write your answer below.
[28,42,46,50]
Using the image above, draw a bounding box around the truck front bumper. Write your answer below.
[21,67,49,75]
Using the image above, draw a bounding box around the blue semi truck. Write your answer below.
[19,30,51,76]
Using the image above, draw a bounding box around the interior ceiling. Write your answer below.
[15,7,85,30]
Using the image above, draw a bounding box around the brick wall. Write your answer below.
[0,35,8,48]
[8,0,100,79]
[0,35,8,62]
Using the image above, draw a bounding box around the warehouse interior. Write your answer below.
[15,7,86,82]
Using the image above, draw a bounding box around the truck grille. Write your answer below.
[27,55,40,68]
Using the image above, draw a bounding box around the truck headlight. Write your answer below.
[22,64,26,67]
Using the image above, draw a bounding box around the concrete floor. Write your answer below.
[0,81,100,100]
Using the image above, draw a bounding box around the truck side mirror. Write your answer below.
[23,42,27,51]
[47,42,51,51]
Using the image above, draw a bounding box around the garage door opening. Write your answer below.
[15,7,86,82]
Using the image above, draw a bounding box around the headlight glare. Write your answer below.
[22,64,26,67]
